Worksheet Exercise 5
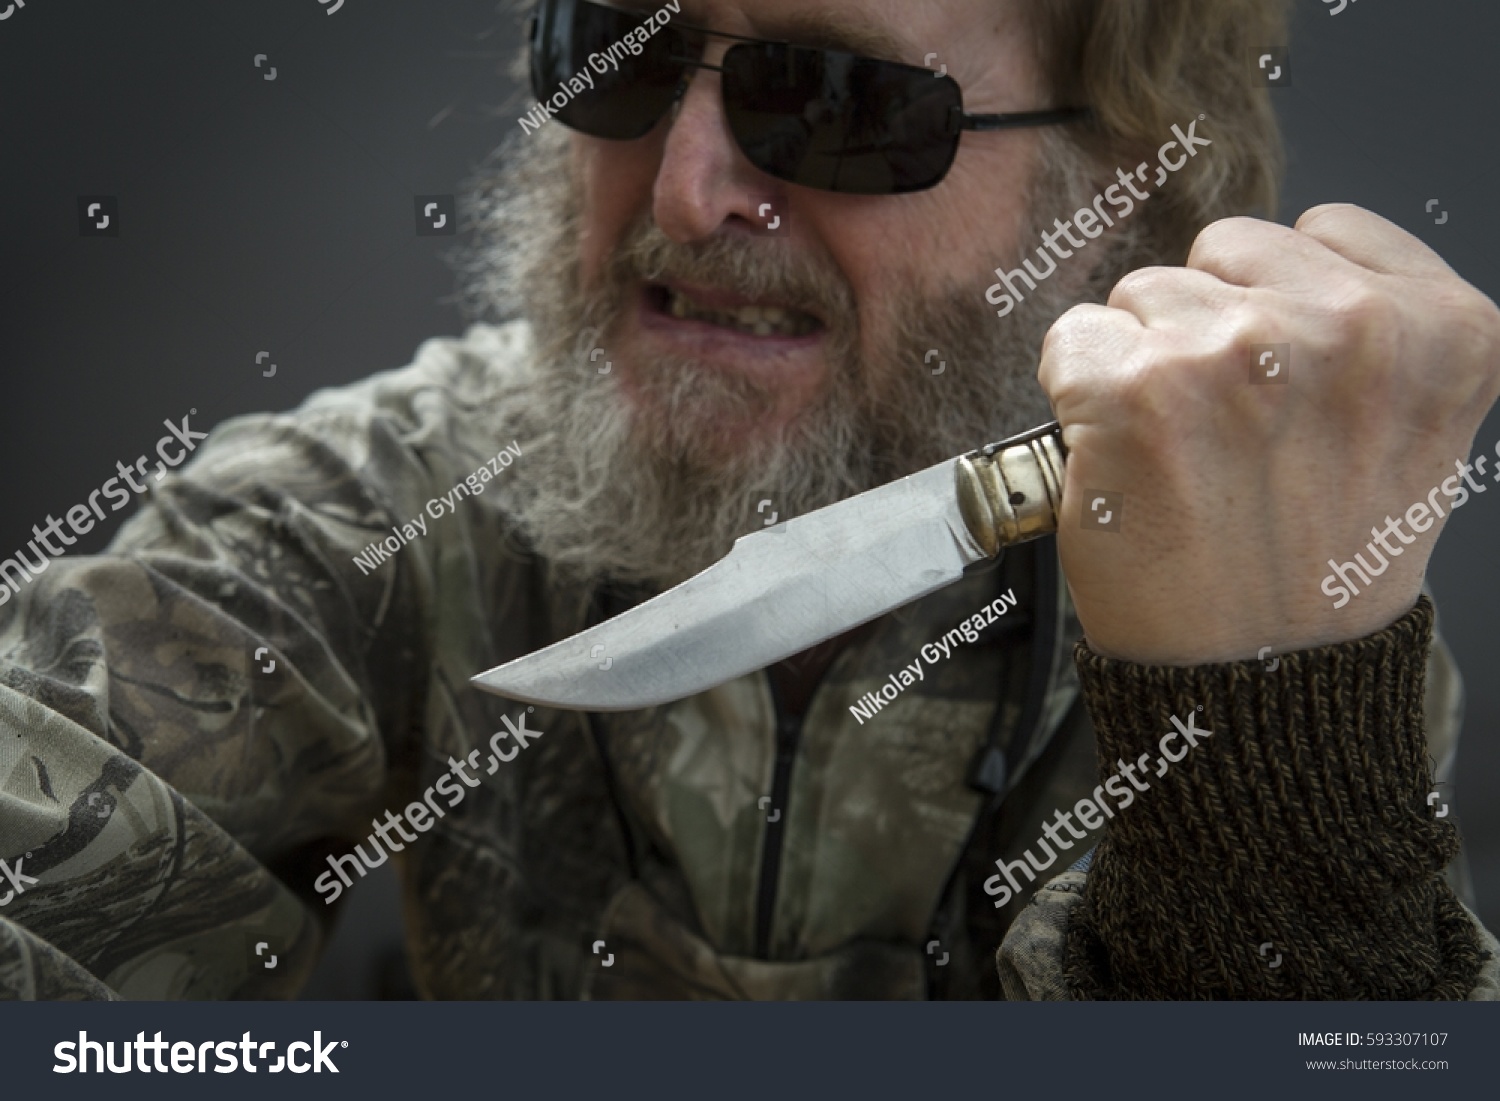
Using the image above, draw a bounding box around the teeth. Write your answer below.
[664,290,818,337]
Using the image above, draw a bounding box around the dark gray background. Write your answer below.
[1,0,1496,998]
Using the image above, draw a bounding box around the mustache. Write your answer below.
[599,215,859,332]
[452,120,1097,587]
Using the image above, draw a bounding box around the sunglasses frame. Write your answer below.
[527,0,1093,193]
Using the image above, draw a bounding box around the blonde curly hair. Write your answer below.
[1028,0,1291,268]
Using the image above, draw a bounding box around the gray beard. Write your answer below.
[455,125,1124,591]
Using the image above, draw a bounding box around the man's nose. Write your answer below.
[652,52,787,243]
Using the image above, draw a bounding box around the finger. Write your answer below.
[1107,265,1246,333]
[1037,303,1144,405]
[1185,216,1345,290]
[1293,203,1457,280]
[1187,209,1455,296]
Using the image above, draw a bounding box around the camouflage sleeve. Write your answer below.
[996,598,1500,1000]
[0,323,528,998]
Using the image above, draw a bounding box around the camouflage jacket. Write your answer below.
[0,322,1494,999]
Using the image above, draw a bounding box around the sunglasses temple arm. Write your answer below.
[960,107,1094,132]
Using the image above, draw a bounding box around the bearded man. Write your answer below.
[1,0,1497,1000]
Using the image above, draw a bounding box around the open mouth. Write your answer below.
[645,283,824,339]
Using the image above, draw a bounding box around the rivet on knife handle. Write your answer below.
[954,420,1068,557]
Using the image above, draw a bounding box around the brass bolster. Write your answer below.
[954,422,1068,558]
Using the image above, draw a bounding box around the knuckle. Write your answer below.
[1187,216,1259,267]
[1327,284,1397,351]
[1041,303,1104,359]
[1039,304,1142,404]
[1038,312,1086,391]
[1218,306,1272,357]
[1108,266,1175,309]
[1225,338,1268,387]
[1432,285,1500,403]
[1442,282,1500,347]
[1294,202,1363,234]
[1112,352,1176,426]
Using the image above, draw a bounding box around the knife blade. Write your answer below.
[470,421,1067,710]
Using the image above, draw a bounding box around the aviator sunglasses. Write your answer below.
[529,0,1092,195]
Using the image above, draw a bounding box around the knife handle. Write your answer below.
[954,421,1068,557]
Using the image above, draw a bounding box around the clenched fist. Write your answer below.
[1038,204,1500,665]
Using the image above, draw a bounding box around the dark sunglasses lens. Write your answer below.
[721,45,962,194]
[531,0,686,140]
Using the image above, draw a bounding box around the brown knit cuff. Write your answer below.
[1062,595,1487,999]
